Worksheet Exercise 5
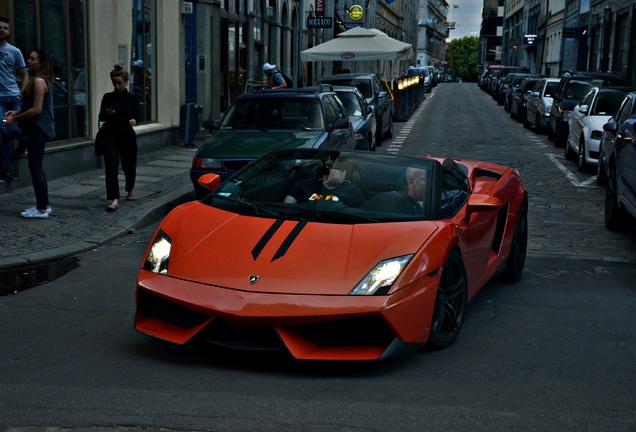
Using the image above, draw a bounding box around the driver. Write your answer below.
[284,159,365,207]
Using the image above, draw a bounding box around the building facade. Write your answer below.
[417,0,449,70]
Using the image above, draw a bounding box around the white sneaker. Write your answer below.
[22,206,52,215]
[20,207,50,219]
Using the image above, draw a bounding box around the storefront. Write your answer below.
[1,0,183,181]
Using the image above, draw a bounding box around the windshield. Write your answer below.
[207,150,459,223]
[336,92,363,116]
[322,79,372,99]
[592,91,625,116]
[220,97,325,131]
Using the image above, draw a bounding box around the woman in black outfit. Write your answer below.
[98,64,140,211]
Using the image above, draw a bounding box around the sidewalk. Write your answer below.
[0,139,205,271]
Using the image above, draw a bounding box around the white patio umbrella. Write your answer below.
[300,27,413,62]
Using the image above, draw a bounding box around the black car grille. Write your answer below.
[287,316,395,347]
[137,289,209,329]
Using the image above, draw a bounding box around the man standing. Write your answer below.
[0,16,28,181]
[262,63,288,89]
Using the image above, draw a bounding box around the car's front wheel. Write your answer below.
[597,143,608,186]
[427,249,467,350]
[383,115,393,139]
[605,164,633,231]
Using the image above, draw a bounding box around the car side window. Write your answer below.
[580,90,594,108]
[616,98,630,125]
[372,77,383,98]
[323,96,339,125]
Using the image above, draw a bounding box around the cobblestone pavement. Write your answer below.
[382,82,636,264]
[0,144,198,270]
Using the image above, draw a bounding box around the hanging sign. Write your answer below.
[308,16,333,28]
[347,5,364,21]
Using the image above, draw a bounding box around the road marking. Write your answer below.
[545,153,596,187]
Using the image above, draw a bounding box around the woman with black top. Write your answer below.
[98,64,140,211]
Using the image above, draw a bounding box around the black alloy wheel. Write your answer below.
[596,143,608,186]
[605,164,633,231]
[500,202,528,282]
[427,249,468,350]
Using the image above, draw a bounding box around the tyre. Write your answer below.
[375,115,383,147]
[605,164,633,231]
[368,133,376,151]
[577,137,588,172]
[535,113,543,134]
[523,113,531,129]
[426,249,468,350]
[383,115,393,139]
[564,138,575,160]
[500,202,528,282]
[597,146,608,187]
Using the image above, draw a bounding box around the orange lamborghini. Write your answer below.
[135,149,528,360]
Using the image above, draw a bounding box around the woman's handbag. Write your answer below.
[94,123,108,156]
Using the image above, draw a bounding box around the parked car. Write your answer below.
[425,66,437,87]
[525,78,561,133]
[492,66,529,101]
[596,91,636,230]
[510,76,541,122]
[319,73,393,144]
[598,92,636,186]
[548,71,631,147]
[190,86,356,198]
[565,87,626,172]
[333,86,378,151]
[136,148,528,360]
[503,73,538,111]
[407,67,432,92]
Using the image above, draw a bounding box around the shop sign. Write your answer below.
[341,53,356,60]
[308,16,333,28]
[347,5,364,21]
[315,0,324,16]
[523,34,538,46]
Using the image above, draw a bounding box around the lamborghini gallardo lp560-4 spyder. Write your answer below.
[135,149,528,360]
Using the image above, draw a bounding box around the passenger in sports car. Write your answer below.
[284,160,365,207]
[405,166,427,206]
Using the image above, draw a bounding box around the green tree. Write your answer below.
[445,36,480,82]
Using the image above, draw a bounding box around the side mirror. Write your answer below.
[378,91,388,99]
[603,121,618,134]
[203,119,218,131]
[366,106,373,115]
[197,173,222,191]
[330,118,350,131]
[578,105,589,115]
[531,91,540,97]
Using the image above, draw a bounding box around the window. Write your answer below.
[131,0,155,123]
[14,0,88,141]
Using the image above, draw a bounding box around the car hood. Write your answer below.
[197,130,326,158]
[156,203,438,295]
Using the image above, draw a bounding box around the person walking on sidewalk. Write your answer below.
[4,49,55,219]
[98,64,140,212]
[0,16,29,182]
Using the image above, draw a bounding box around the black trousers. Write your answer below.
[26,126,50,210]
[104,143,137,200]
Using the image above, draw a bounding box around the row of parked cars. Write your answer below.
[190,73,393,198]
[480,67,636,231]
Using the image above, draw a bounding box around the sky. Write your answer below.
[444,0,483,41]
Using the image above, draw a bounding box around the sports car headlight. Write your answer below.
[143,231,172,274]
[349,255,413,296]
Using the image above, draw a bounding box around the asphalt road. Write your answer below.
[0,83,634,432]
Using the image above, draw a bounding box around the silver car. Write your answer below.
[525,78,560,133]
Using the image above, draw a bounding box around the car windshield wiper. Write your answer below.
[221,123,269,131]
[212,194,279,217]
